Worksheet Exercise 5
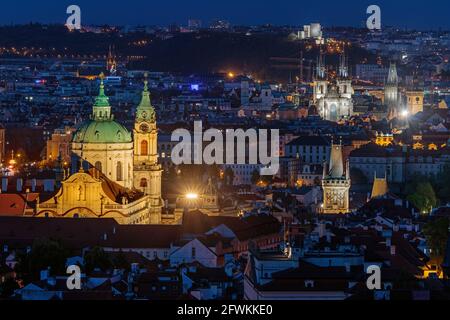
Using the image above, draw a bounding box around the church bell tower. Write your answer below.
[133,75,163,224]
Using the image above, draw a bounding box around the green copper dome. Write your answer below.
[73,120,132,144]
[73,74,132,144]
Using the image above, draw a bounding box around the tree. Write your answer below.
[15,238,68,278]
[407,182,438,214]
[423,218,449,267]
[84,247,112,273]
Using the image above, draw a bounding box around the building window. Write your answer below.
[116,161,123,181]
[141,140,149,156]
[140,178,148,188]
[191,247,196,259]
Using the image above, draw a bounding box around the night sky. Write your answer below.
[0,0,448,29]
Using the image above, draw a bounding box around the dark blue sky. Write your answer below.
[0,0,448,29]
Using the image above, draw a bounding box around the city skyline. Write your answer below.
[0,0,449,30]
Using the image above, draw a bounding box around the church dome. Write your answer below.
[73,120,132,144]
[72,74,132,144]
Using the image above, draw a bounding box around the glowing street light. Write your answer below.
[401,110,409,118]
[186,193,199,200]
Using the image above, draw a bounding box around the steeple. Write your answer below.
[136,74,156,123]
[387,63,398,85]
[92,73,112,121]
[339,48,349,79]
[316,49,326,80]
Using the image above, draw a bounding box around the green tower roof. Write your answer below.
[136,75,156,122]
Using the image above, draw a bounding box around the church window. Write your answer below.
[116,162,123,181]
[141,140,149,156]
[140,178,148,188]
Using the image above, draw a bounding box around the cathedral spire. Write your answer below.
[339,46,349,79]
[387,62,398,85]
[316,48,326,80]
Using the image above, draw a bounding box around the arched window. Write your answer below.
[116,161,123,181]
[94,161,102,173]
[141,140,149,156]
[140,178,148,188]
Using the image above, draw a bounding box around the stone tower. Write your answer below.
[322,141,351,214]
[133,76,163,224]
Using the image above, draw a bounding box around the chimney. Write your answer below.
[390,245,396,256]
[16,178,23,192]
[2,177,8,192]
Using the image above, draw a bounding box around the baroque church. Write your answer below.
[314,50,354,122]
[36,75,164,225]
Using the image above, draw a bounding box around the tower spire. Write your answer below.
[339,45,348,79]
[136,73,156,122]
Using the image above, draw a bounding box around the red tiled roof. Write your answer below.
[0,193,38,216]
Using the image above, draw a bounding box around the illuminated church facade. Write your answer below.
[36,76,163,224]
[314,51,354,122]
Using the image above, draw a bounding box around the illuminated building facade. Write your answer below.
[36,76,163,224]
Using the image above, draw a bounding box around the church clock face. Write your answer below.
[141,111,148,119]
[140,123,149,133]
